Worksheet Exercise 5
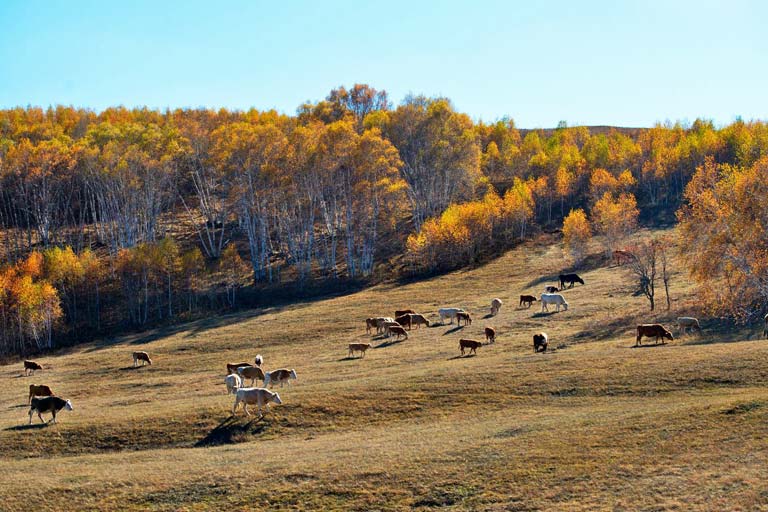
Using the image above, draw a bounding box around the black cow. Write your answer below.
[559,273,584,289]
[28,396,73,424]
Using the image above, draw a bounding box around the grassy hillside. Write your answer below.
[1,228,767,511]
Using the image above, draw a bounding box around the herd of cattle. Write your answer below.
[21,349,298,424]
[21,265,762,426]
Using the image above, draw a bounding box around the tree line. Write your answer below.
[2,84,768,355]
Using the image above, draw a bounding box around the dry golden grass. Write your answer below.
[1,228,767,511]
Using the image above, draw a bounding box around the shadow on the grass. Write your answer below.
[4,423,50,431]
[194,415,267,447]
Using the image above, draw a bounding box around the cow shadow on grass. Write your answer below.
[374,338,406,349]
[336,356,361,362]
[442,326,465,335]
[120,366,145,371]
[531,311,558,318]
[195,416,267,447]
[4,423,50,431]
[482,313,494,320]
[447,354,476,360]
[629,342,669,349]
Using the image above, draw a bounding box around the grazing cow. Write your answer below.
[395,309,416,319]
[28,384,53,404]
[381,321,402,337]
[485,327,496,343]
[408,314,431,329]
[225,374,241,394]
[490,298,503,316]
[232,387,282,417]
[544,286,560,294]
[254,354,263,367]
[395,314,413,330]
[533,333,548,352]
[519,295,537,308]
[238,365,266,387]
[613,250,635,266]
[540,293,569,312]
[132,351,152,367]
[375,317,396,334]
[677,317,702,335]
[28,396,73,424]
[559,273,585,289]
[365,317,378,334]
[264,368,298,388]
[459,338,483,356]
[388,325,409,340]
[226,362,253,375]
[456,312,472,326]
[348,343,372,358]
[636,324,674,346]
[438,308,465,324]
[24,360,42,376]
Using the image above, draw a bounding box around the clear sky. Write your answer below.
[1,0,766,128]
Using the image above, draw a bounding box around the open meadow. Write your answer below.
[1,230,767,511]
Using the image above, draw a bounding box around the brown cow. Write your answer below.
[519,295,537,308]
[388,325,408,340]
[238,365,266,387]
[456,312,472,326]
[348,343,372,358]
[24,360,42,376]
[544,285,560,294]
[395,309,416,319]
[132,351,152,367]
[395,314,413,330]
[365,317,378,334]
[459,338,483,356]
[28,384,53,404]
[636,324,674,346]
[533,332,548,352]
[409,314,431,329]
[226,362,253,375]
[485,327,496,343]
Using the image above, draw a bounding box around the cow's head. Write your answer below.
[64,400,73,411]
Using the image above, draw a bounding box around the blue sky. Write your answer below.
[0,0,765,127]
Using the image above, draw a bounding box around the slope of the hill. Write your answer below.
[0,228,766,511]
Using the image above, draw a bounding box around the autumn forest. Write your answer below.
[1,84,767,357]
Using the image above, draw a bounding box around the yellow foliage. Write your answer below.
[407,184,534,270]
[591,192,639,252]
[562,208,592,262]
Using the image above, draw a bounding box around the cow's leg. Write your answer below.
[38,412,45,424]
[28,409,33,424]
[243,403,251,416]
[51,411,57,424]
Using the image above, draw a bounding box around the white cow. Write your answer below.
[232,387,282,417]
[490,298,503,316]
[438,308,466,324]
[225,373,241,394]
[540,293,568,312]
